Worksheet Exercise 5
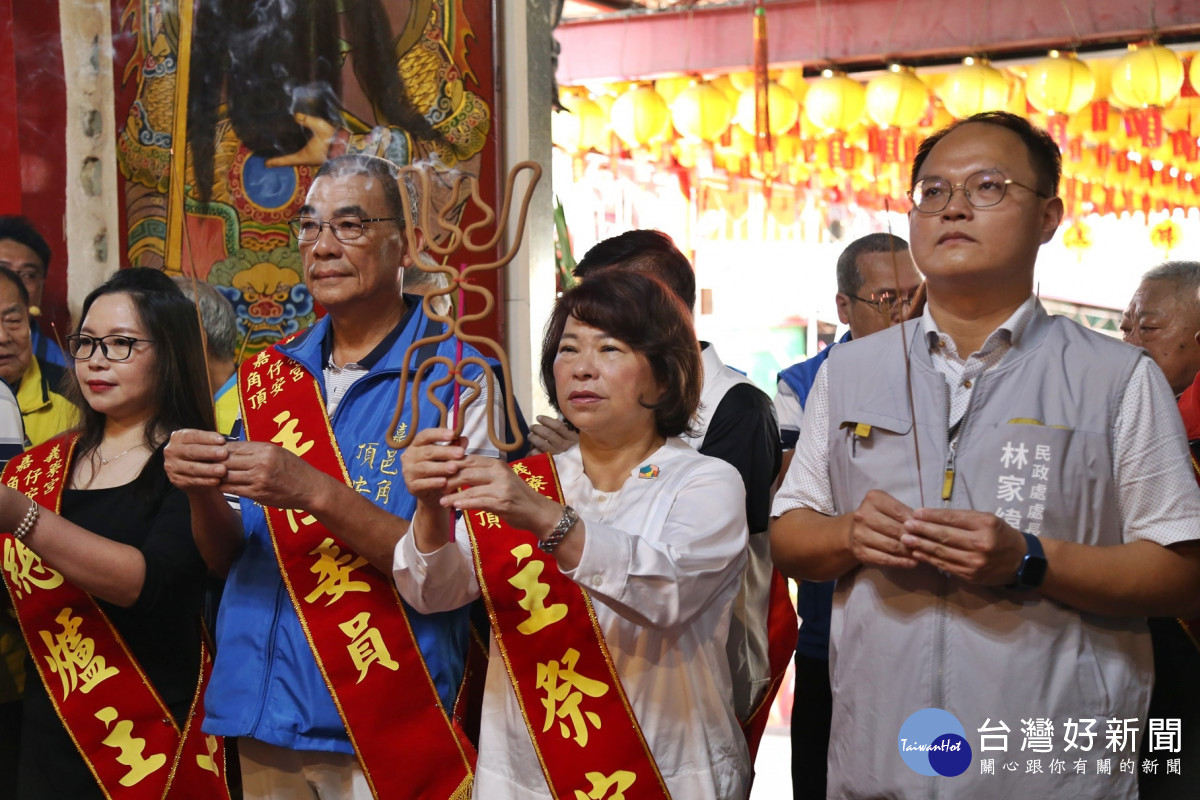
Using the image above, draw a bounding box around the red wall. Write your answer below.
[0,0,69,336]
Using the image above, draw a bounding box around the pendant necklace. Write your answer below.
[98,443,144,465]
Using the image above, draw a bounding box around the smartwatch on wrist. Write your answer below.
[1007,531,1047,591]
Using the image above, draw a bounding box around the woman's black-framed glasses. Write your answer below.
[65,334,153,362]
[909,169,1048,214]
[288,215,398,243]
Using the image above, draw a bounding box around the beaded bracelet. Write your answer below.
[13,499,38,541]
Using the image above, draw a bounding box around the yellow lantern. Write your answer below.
[728,70,758,92]
[939,57,1010,119]
[654,75,693,105]
[552,89,608,153]
[866,65,930,128]
[805,70,866,132]
[736,82,800,137]
[671,81,733,142]
[1111,43,1184,108]
[610,85,672,148]
[1190,53,1200,96]
[1026,51,1095,115]
[777,68,810,106]
[1163,96,1200,133]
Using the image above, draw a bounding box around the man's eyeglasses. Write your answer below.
[849,291,917,313]
[65,334,153,362]
[909,169,1048,214]
[288,215,398,243]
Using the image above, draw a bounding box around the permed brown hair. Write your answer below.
[540,269,701,439]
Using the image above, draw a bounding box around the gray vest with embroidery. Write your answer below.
[822,305,1149,800]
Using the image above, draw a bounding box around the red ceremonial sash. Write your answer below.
[238,347,474,800]
[0,436,230,800]
[465,453,672,800]
[740,569,798,761]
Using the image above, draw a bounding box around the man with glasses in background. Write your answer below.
[165,154,511,799]
[773,232,920,800]
[0,217,67,369]
[0,267,76,447]
[771,111,1200,799]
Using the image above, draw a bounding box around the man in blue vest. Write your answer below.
[165,154,513,798]
[774,232,919,799]
[771,112,1200,799]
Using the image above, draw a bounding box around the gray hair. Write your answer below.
[171,276,238,362]
[1141,261,1200,316]
[314,154,421,227]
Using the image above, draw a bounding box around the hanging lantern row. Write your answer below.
[552,43,1200,218]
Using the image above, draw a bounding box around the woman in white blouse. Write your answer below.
[396,269,751,799]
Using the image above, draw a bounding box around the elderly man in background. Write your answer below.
[773,232,921,800]
[0,217,67,369]
[0,267,76,447]
[1122,259,1200,800]
[173,276,241,436]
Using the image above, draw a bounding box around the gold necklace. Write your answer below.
[98,443,146,465]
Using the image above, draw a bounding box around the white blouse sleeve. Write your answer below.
[567,458,749,630]
[392,515,480,614]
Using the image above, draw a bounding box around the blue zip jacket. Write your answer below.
[202,299,490,753]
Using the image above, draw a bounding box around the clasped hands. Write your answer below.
[164,429,323,510]
[849,489,1029,586]
[401,428,561,536]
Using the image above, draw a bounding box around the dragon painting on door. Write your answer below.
[112,0,494,358]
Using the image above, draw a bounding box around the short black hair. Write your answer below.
[573,229,696,312]
[837,233,909,297]
[0,216,51,274]
[541,269,701,439]
[911,111,1062,197]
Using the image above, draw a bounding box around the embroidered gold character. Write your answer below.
[196,734,222,777]
[574,770,637,800]
[94,706,167,786]
[355,442,379,470]
[246,371,262,391]
[379,449,399,475]
[306,538,371,605]
[254,351,271,368]
[40,608,120,700]
[285,508,317,533]
[271,410,315,456]
[475,511,501,529]
[537,647,610,747]
[3,538,63,598]
[509,544,567,635]
[339,612,399,683]
[524,475,548,492]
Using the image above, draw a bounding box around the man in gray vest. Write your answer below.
[770,111,1200,799]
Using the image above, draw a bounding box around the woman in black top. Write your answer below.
[0,268,215,798]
